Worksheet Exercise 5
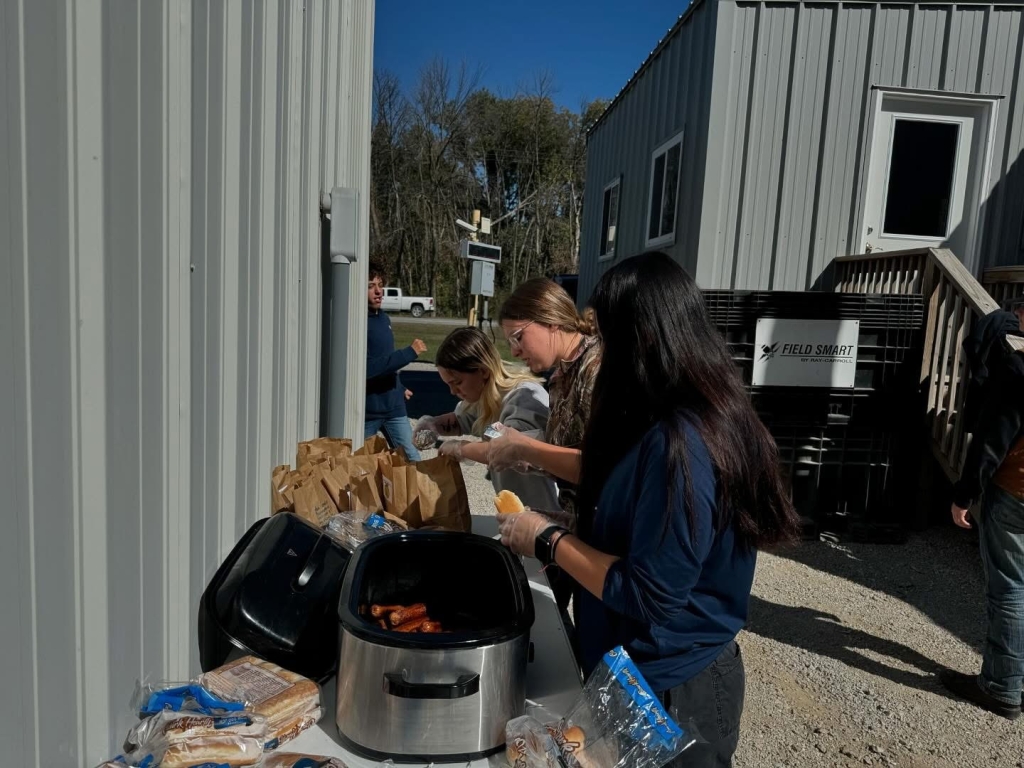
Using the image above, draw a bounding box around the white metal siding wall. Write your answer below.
[0,1,374,764]
[700,0,1024,289]
[579,0,719,305]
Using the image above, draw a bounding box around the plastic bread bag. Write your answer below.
[199,656,323,750]
[325,511,398,552]
[518,647,699,768]
[505,715,564,768]
[131,680,249,717]
[261,754,349,768]
[123,710,268,754]
[124,732,264,768]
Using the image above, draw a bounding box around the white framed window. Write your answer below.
[645,130,684,248]
[599,176,621,260]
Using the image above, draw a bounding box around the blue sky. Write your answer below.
[374,0,691,109]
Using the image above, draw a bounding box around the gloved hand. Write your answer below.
[412,416,439,450]
[540,507,575,533]
[434,412,461,436]
[497,511,555,558]
[487,425,533,472]
[438,440,468,461]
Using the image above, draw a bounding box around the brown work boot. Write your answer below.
[940,670,1021,720]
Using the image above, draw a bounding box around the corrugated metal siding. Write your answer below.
[582,0,1024,296]
[702,0,1024,289]
[579,0,719,304]
[0,1,374,765]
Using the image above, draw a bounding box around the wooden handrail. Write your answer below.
[983,266,1024,308]
[833,248,997,483]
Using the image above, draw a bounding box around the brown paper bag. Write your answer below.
[414,455,472,532]
[349,474,384,513]
[292,476,338,528]
[271,464,293,514]
[380,453,422,527]
[322,467,353,512]
[296,437,353,470]
[355,435,389,456]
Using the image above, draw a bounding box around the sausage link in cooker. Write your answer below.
[389,603,427,627]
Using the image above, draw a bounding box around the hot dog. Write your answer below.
[377,619,388,630]
[371,604,405,619]
[393,616,430,632]
[388,603,427,627]
[420,620,442,633]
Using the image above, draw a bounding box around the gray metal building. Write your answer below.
[1,1,374,764]
[580,0,1024,301]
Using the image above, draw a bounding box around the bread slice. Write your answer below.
[159,735,263,768]
[494,490,525,514]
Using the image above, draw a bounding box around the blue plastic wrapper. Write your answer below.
[506,647,699,768]
[133,682,246,717]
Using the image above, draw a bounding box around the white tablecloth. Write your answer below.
[284,515,582,766]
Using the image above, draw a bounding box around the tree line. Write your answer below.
[370,58,607,316]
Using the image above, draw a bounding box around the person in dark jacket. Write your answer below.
[942,300,1024,719]
[497,253,802,767]
[365,262,426,459]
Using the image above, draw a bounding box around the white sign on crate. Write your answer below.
[752,318,860,388]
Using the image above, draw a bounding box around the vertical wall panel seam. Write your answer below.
[64,0,86,760]
[15,0,42,760]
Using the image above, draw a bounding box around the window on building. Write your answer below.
[882,119,959,238]
[600,177,621,259]
[646,131,683,248]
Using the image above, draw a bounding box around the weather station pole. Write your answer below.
[457,211,500,331]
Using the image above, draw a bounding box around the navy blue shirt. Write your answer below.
[577,419,756,692]
[366,309,417,419]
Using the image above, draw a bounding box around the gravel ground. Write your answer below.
[429,430,1024,767]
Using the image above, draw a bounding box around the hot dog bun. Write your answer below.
[494,490,525,514]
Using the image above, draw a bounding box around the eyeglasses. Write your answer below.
[505,321,534,350]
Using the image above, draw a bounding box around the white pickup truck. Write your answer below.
[381,287,435,318]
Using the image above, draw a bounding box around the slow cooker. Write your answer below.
[335,531,535,762]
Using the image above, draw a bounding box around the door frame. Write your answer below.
[855,87,1001,275]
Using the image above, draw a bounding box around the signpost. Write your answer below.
[461,229,502,327]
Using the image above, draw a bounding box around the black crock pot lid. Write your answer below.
[200,513,344,683]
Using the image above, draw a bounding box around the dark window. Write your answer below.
[600,180,620,257]
[883,119,959,238]
[647,133,683,244]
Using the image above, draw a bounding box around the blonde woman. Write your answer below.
[414,327,560,512]
[489,278,601,520]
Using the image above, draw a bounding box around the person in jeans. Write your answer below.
[943,300,1024,720]
[496,253,801,767]
[365,261,426,459]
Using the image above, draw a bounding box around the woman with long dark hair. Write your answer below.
[498,252,800,767]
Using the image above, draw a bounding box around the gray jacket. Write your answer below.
[456,382,560,512]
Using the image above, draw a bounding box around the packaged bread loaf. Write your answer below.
[199,656,322,750]
[124,710,267,754]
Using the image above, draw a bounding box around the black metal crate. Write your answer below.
[701,290,926,538]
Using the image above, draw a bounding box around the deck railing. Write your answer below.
[834,248,998,481]
[983,266,1024,308]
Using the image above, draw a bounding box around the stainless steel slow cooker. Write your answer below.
[335,531,535,763]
